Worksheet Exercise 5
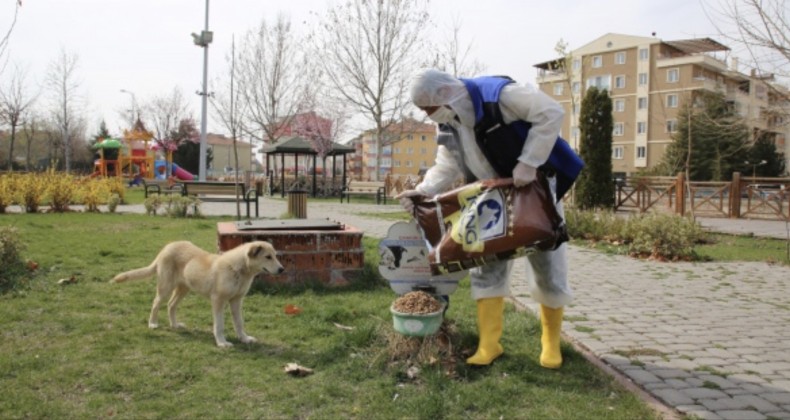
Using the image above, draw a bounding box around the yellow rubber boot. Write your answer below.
[540,305,564,369]
[466,297,504,366]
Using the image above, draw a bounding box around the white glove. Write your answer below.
[513,162,537,187]
[395,189,425,214]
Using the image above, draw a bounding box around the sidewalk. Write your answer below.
[17,198,790,419]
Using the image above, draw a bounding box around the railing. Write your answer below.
[614,172,789,220]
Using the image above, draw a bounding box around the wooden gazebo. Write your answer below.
[261,136,355,197]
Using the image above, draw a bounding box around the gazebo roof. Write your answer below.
[261,136,355,155]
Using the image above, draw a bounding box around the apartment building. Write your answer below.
[354,118,437,180]
[534,33,789,177]
[207,133,257,175]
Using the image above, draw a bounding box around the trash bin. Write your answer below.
[287,189,307,219]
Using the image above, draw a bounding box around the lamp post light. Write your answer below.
[192,0,213,181]
[120,89,137,126]
[745,159,767,178]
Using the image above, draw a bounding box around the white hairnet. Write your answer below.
[410,69,475,126]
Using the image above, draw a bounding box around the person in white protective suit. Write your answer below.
[398,69,575,368]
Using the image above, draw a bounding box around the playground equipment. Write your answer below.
[119,120,155,179]
[92,138,123,177]
[154,160,197,181]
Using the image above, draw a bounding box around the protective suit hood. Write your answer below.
[410,69,475,126]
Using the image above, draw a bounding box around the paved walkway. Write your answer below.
[63,198,790,419]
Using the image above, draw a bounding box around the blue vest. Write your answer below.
[458,76,584,200]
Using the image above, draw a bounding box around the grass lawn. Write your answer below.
[0,212,659,419]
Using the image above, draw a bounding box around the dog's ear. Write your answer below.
[248,244,263,258]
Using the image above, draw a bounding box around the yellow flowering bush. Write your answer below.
[46,170,79,212]
[78,177,113,212]
[15,173,48,213]
[0,174,14,213]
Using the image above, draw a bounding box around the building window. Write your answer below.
[420,161,428,168]
[667,68,679,83]
[592,55,602,68]
[667,94,678,108]
[614,99,625,112]
[405,160,412,167]
[586,75,611,91]
[666,119,678,133]
[573,103,580,115]
[572,127,580,140]
[615,75,626,89]
[572,58,581,71]
[638,97,647,109]
[613,122,624,136]
[636,146,646,158]
[637,121,647,134]
[638,73,648,86]
[639,48,649,61]
[615,52,626,64]
[612,146,624,159]
[394,160,401,167]
[407,147,413,154]
[553,83,564,96]
[420,147,427,154]
[421,135,427,141]
[393,147,400,153]
[407,134,413,140]
[572,81,580,93]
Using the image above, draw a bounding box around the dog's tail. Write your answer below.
[111,260,157,283]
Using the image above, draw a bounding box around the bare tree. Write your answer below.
[46,49,83,172]
[704,0,789,78]
[311,0,429,181]
[22,112,40,170]
[145,87,192,152]
[211,36,246,219]
[235,14,312,146]
[430,15,486,78]
[0,65,37,169]
[0,0,22,75]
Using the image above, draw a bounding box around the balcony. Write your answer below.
[656,54,728,73]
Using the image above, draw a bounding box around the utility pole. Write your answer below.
[192,0,212,181]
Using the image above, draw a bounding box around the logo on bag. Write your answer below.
[450,187,507,252]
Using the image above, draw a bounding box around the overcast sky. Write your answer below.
[1,0,729,141]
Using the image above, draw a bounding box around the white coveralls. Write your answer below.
[411,70,572,309]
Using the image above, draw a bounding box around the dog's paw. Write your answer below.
[240,335,257,344]
[216,341,234,348]
[173,322,187,329]
[148,322,159,329]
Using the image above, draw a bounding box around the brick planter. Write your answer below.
[217,220,365,287]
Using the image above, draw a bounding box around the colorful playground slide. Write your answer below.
[154,160,197,180]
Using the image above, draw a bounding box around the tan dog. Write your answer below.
[111,240,284,347]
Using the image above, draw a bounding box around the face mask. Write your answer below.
[428,106,456,124]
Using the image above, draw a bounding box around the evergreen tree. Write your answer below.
[575,87,614,210]
[91,120,111,145]
[660,91,749,181]
[744,132,786,177]
[170,118,207,175]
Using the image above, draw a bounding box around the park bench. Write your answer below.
[181,181,259,218]
[143,179,183,198]
[340,180,387,204]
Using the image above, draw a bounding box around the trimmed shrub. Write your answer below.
[0,226,28,293]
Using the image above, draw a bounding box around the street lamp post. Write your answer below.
[192,0,212,181]
[120,89,137,126]
[745,159,767,178]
